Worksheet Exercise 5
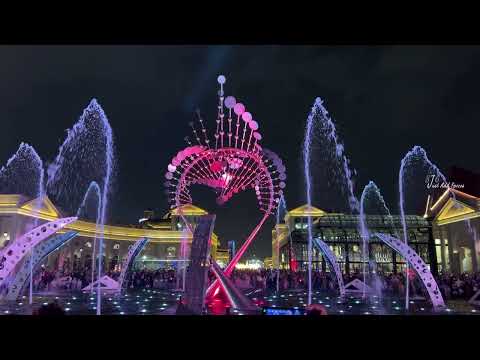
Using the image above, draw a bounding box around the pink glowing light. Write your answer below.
[221,172,233,184]
[241,112,252,122]
[234,103,245,116]
[228,158,243,169]
[224,96,236,109]
[165,75,287,308]
[210,161,223,172]
[177,151,186,161]
[249,120,258,131]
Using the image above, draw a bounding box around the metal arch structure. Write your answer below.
[1,231,79,300]
[0,217,78,283]
[373,232,446,310]
[164,75,286,302]
[117,237,149,292]
[312,238,346,298]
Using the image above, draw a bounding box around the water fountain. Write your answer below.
[302,97,359,305]
[0,99,115,314]
[0,143,44,200]
[398,145,446,310]
[359,181,398,297]
[47,99,114,315]
[0,75,476,315]
[301,100,449,312]
[76,181,102,293]
[275,195,291,293]
[0,143,45,304]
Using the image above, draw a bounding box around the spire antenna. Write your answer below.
[217,75,226,149]
[225,96,236,148]
[196,109,210,149]
[184,136,192,146]
[189,121,203,146]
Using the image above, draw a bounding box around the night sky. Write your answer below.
[1,45,480,259]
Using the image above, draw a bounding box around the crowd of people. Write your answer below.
[31,266,180,292]
[212,268,480,301]
[436,272,480,300]
[123,268,177,289]
[27,263,480,302]
[33,267,89,291]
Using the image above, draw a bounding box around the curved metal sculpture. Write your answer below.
[117,238,149,292]
[373,232,445,310]
[312,238,346,297]
[0,217,77,283]
[1,231,78,300]
[182,215,215,314]
[164,75,286,301]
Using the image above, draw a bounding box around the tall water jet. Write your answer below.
[303,97,359,305]
[275,195,291,293]
[47,99,115,315]
[76,181,102,292]
[359,183,371,299]
[0,143,45,304]
[303,100,315,305]
[175,226,189,292]
[399,145,446,310]
[95,102,114,316]
[359,181,396,299]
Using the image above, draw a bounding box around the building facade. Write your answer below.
[425,188,480,274]
[273,190,480,275]
[0,195,221,273]
[272,205,434,275]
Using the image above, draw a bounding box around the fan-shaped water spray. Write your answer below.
[0,143,44,200]
[46,99,115,217]
[304,98,359,214]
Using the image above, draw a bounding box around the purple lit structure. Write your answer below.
[0,217,77,297]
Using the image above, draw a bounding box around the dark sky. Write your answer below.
[1,45,480,259]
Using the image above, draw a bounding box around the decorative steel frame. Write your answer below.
[313,238,346,297]
[117,237,149,292]
[1,231,78,300]
[0,217,77,283]
[165,76,286,302]
[374,232,445,310]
